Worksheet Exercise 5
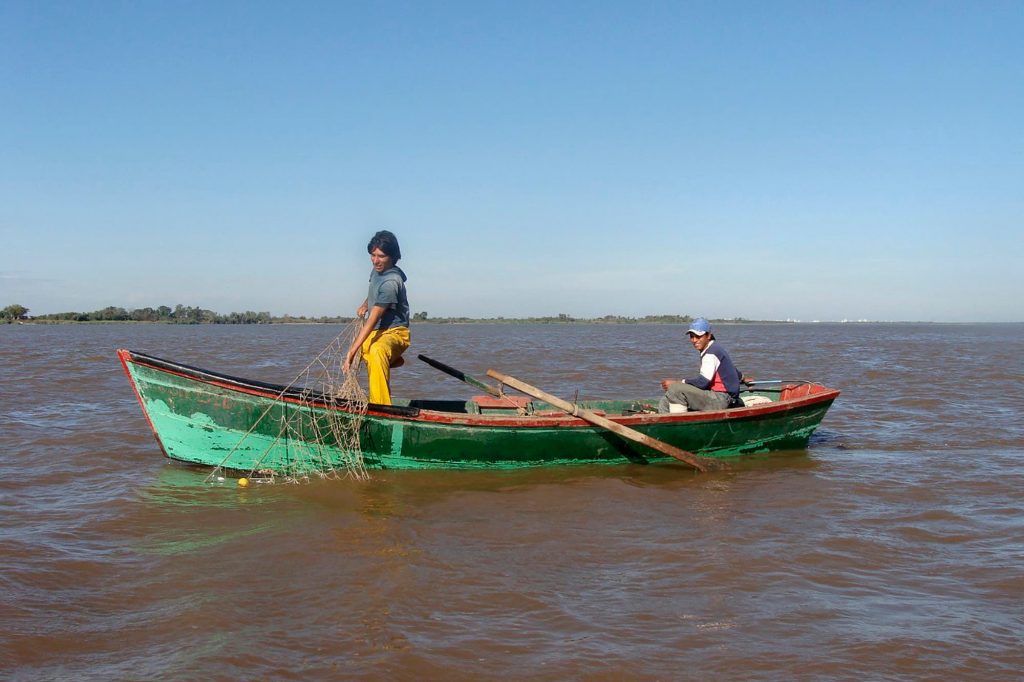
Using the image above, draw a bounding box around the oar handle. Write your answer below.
[418,354,502,397]
[486,369,716,472]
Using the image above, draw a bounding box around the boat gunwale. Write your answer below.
[117,348,840,430]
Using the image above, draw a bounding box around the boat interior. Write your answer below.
[399,385,797,416]
[121,350,826,419]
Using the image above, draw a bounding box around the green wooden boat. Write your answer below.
[118,349,840,474]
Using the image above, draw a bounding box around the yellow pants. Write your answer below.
[360,326,410,405]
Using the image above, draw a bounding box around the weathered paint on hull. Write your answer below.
[118,349,839,473]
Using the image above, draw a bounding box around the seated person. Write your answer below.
[658,318,745,413]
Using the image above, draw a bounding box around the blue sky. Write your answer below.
[2,1,1021,322]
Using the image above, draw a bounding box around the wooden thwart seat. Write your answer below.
[471,395,532,410]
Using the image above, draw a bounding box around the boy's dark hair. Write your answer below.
[367,230,401,263]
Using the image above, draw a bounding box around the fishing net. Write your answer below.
[205,320,370,484]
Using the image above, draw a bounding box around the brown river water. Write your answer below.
[1,322,1022,680]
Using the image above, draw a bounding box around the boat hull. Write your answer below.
[118,349,839,473]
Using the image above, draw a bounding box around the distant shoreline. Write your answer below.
[4,306,758,325]
[6,304,1009,325]
[12,317,784,325]
[6,317,987,326]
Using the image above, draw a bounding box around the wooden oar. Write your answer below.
[418,354,502,398]
[486,369,717,472]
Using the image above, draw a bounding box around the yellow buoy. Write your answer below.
[237,477,249,488]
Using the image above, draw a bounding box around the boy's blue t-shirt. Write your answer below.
[367,266,409,329]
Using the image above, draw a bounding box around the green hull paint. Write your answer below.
[118,349,839,473]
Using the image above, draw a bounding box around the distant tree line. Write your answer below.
[20,304,273,324]
[5,303,770,325]
[5,303,292,324]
